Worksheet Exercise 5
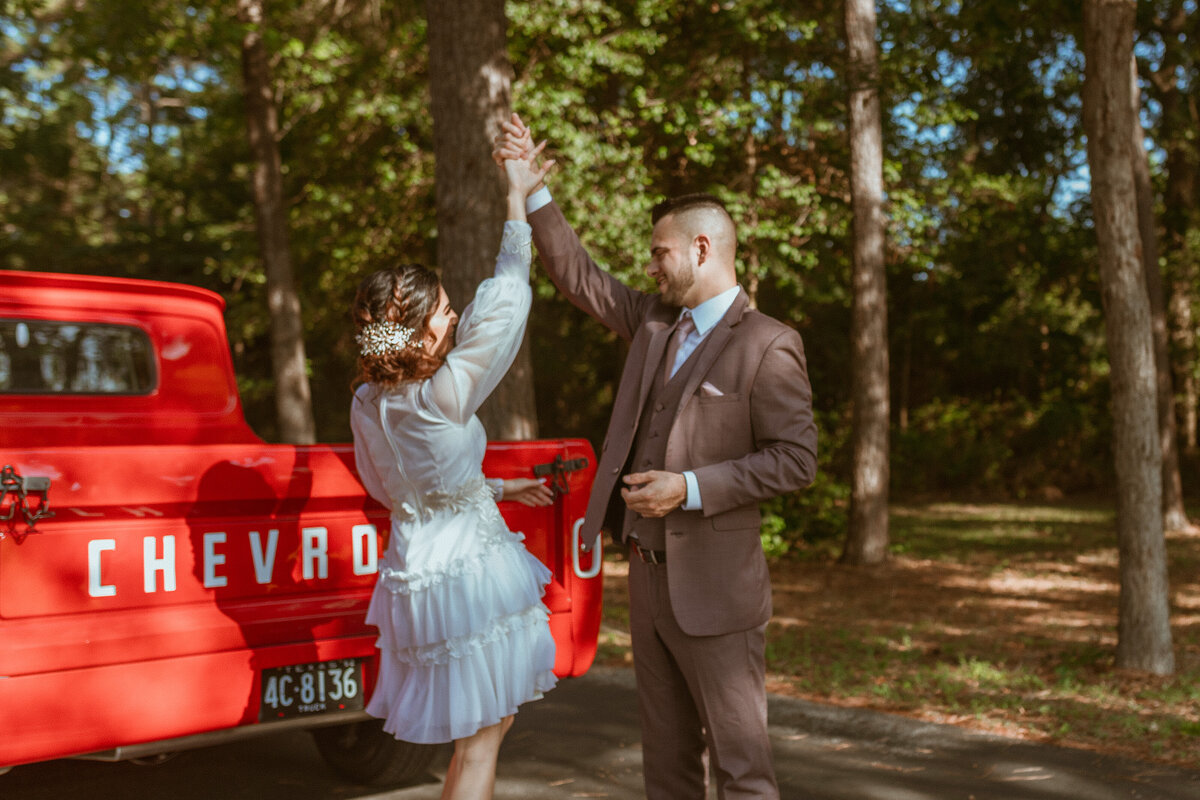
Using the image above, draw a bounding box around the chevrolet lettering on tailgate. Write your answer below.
[0,270,601,785]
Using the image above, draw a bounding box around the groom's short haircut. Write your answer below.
[651,192,730,225]
[652,194,738,265]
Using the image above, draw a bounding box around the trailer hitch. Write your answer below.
[532,454,590,497]
[1,465,55,543]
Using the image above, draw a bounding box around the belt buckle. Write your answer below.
[636,545,664,565]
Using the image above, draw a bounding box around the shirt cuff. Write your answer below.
[486,478,504,501]
[526,186,553,215]
[681,471,701,511]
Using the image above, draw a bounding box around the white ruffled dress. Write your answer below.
[350,221,556,744]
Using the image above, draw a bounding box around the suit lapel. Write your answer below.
[638,323,674,411]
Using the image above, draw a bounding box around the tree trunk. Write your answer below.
[898,322,911,432]
[238,0,316,444]
[425,0,537,440]
[1171,277,1198,453]
[840,0,890,566]
[743,129,761,310]
[1129,55,1190,532]
[1081,0,1173,675]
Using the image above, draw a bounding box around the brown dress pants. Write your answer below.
[628,553,778,800]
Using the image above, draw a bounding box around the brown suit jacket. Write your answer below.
[530,200,818,636]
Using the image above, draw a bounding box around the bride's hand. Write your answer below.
[503,140,555,197]
[502,477,554,507]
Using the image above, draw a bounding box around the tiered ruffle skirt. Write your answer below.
[365,487,557,744]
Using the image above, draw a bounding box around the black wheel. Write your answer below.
[311,719,439,786]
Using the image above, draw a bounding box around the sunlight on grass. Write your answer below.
[792,501,1200,765]
[762,614,1200,764]
[896,503,1115,525]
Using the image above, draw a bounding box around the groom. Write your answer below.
[497,115,817,799]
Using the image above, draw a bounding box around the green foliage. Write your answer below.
[1,0,1197,512]
[891,391,1112,497]
[759,410,853,559]
[760,472,852,559]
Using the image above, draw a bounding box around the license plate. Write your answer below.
[259,658,366,721]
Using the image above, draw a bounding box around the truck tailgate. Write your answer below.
[0,439,599,765]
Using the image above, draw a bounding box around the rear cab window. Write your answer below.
[0,319,156,395]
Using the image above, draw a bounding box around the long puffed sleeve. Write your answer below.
[424,221,533,424]
[350,389,393,511]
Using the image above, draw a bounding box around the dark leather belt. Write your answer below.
[633,544,666,565]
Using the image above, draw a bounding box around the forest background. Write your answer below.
[4,0,1197,534]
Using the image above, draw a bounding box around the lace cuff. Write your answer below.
[498,221,533,269]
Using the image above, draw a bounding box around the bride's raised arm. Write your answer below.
[423,147,554,424]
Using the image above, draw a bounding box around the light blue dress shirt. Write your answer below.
[674,287,739,511]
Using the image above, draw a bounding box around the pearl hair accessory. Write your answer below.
[356,321,423,356]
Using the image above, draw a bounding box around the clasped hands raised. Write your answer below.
[493,113,551,191]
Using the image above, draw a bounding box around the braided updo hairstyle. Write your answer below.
[352,264,445,387]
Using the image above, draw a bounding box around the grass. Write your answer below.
[597,500,1200,767]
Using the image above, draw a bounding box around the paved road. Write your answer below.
[5,666,1199,799]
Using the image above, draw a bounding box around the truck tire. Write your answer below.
[311,720,439,786]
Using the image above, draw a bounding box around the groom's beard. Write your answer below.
[660,263,697,307]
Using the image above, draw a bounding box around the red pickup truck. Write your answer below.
[0,269,601,783]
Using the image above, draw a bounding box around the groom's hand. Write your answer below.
[492,112,537,166]
[621,471,687,518]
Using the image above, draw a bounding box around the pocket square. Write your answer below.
[700,381,724,397]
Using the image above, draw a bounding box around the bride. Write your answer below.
[349,144,556,799]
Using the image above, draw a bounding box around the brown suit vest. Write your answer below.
[623,334,712,549]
